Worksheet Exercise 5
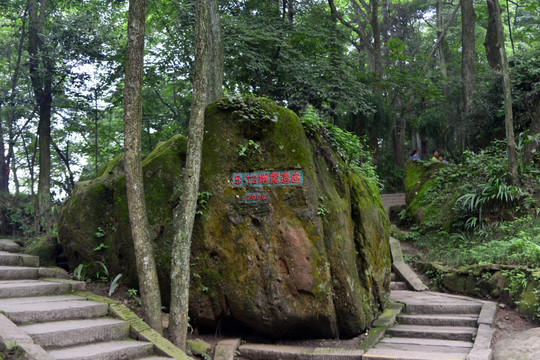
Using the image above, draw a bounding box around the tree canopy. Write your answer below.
[0,0,537,224]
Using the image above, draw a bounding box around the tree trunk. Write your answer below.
[205,0,223,104]
[461,0,476,145]
[123,0,163,334]
[484,0,518,184]
[28,0,53,232]
[484,0,500,69]
[524,100,540,164]
[169,0,209,350]
[437,1,448,79]
[0,101,7,192]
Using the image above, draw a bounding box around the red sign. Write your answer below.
[232,170,303,188]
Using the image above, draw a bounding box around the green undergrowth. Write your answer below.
[400,215,540,267]
[300,105,380,188]
[404,139,539,233]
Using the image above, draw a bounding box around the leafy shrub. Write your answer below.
[413,140,538,231]
[0,192,36,236]
[301,106,380,187]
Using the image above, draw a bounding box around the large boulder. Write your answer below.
[59,97,391,338]
[494,328,540,360]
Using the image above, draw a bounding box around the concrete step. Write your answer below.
[0,251,39,267]
[20,318,130,348]
[363,348,467,360]
[404,303,482,315]
[377,337,473,353]
[387,325,476,342]
[0,265,38,280]
[0,295,109,324]
[391,281,408,290]
[0,279,73,298]
[47,340,154,360]
[135,357,176,360]
[391,272,396,281]
[397,313,478,327]
[0,239,23,253]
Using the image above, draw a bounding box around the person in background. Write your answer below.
[432,150,439,161]
[438,155,448,163]
[409,150,421,160]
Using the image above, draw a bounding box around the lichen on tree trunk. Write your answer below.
[169,0,209,350]
[123,0,163,334]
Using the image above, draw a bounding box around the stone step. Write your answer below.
[0,279,73,298]
[397,313,478,327]
[0,265,38,280]
[20,318,130,349]
[377,337,473,353]
[391,281,408,290]
[363,348,467,360]
[387,325,476,342]
[47,340,154,360]
[404,302,482,315]
[0,251,39,267]
[238,343,365,359]
[0,295,109,324]
[0,239,23,253]
[135,357,176,360]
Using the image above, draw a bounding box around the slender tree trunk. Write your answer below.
[437,1,448,79]
[169,0,209,350]
[484,0,518,184]
[205,0,223,104]
[123,0,163,334]
[461,0,476,149]
[94,89,99,177]
[524,100,540,164]
[0,102,7,192]
[28,0,53,232]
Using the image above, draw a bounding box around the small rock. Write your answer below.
[499,303,506,309]
[505,315,510,320]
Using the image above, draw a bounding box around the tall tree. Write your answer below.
[169,0,209,349]
[28,0,53,230]
[461,0,476,151]
[206,0,223,104]
[484,0,518,184]
[123,0,163,333]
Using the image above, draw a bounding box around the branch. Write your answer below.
[350,0,370,24]
[328,0,376,56]
[426,1,460,68]
[153,89,180,120]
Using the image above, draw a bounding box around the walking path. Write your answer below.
[0,238,189,360]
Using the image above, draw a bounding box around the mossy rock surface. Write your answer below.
[24,235,61,266]
[58,98,390,338]
[404,160,453,228]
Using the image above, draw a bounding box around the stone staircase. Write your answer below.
[0,238,185,360]
[380,193,406,214]
[390,271,408,291]
[363,290,480,359]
